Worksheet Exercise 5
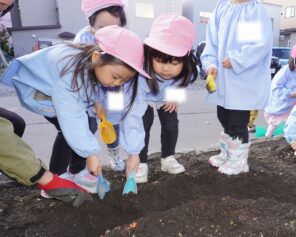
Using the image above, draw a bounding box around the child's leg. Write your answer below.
[217,106,230,135]
[44,116,72,175]
[227,109,250,143]
[68,115,97,174]
[157,106,184,174]
[106,124,125,171]
[218,109,250,175]
[157,107,178,158]
[136,106,154,183]
[139,106,154,163]
[0,107,26,137]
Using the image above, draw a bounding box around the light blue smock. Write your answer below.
[0,44,146,156]
[284,105,296,144]
[265,65,296,115]
[73,26,96,43]
[126,75,195,152]
[201,0,272,110]
[74,25,122,125]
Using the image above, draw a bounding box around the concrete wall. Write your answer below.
[125,0,182,39]
[19,0,58,26]
[263,3,281,46]
[11,0,88,56]
[183,0,216,48]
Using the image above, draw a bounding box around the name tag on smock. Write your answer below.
[107,91,124,111]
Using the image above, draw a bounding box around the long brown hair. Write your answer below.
[143,45,198,94]
[289,57,296,71]
[60,42,138,118]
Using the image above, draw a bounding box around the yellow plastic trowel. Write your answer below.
[99,112,116,144]
[206,74,216,94]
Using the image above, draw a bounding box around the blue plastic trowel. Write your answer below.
[122,170,138,195]
[97,175,110,200]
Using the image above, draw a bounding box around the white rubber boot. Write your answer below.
[218,138,250,175]
[135,163,148,183]
[161,156,185,174]
[208,132,230,167]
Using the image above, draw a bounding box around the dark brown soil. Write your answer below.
[2,137,296,237]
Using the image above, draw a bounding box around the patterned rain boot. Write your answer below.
[218,138,250,175]
[208,132,230,168]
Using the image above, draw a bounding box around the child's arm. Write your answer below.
[52,75,102,174]
[200,4,219,75]
[284,106,296,147]
[270,67,293,101]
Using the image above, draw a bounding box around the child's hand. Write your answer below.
[163,102,178,113]
[222,57,232,69]
[126,155,140,177]
[93,102,105,120]
[86,155,102,176]
[290,92,296,98]
[206,67,218,77]
[291,141,296,152]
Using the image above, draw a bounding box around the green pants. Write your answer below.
[0,117,47,185]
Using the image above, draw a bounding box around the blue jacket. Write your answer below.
[201,0,272,110]
[265,65,296,115]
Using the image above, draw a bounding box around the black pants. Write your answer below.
[45,114,97,175]
[217,106,250,143]
[0,107,26,137]
[139,105,179,163]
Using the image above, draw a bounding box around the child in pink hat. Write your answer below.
[75,0,126,43]
[135,13,198,183]
[2,25,150,194]
[58,0,126,175]
[265,45,296,137]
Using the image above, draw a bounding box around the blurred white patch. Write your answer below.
[107,91,124,111]
[165,88,187,104]
[237,22,262,42]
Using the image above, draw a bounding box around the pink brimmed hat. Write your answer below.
[144,13,196,57]
[82,0,124,18]
[95,25,150,79]
[291,45,296,58]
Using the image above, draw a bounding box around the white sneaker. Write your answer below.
[161,156,185,174]
[73,169,98,193]
[110,156,125,172]
[108,147,126,172]
[59,171,76,181]
[40,189,52,199]
[135,163,148,183]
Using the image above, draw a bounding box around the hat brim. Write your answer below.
[107,52,151,79]
[144,37,189,57]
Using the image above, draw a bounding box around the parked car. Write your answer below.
[272,47,291,66]
[196,42,282,80]
[270,56,281,79]
[33,32,75,51]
